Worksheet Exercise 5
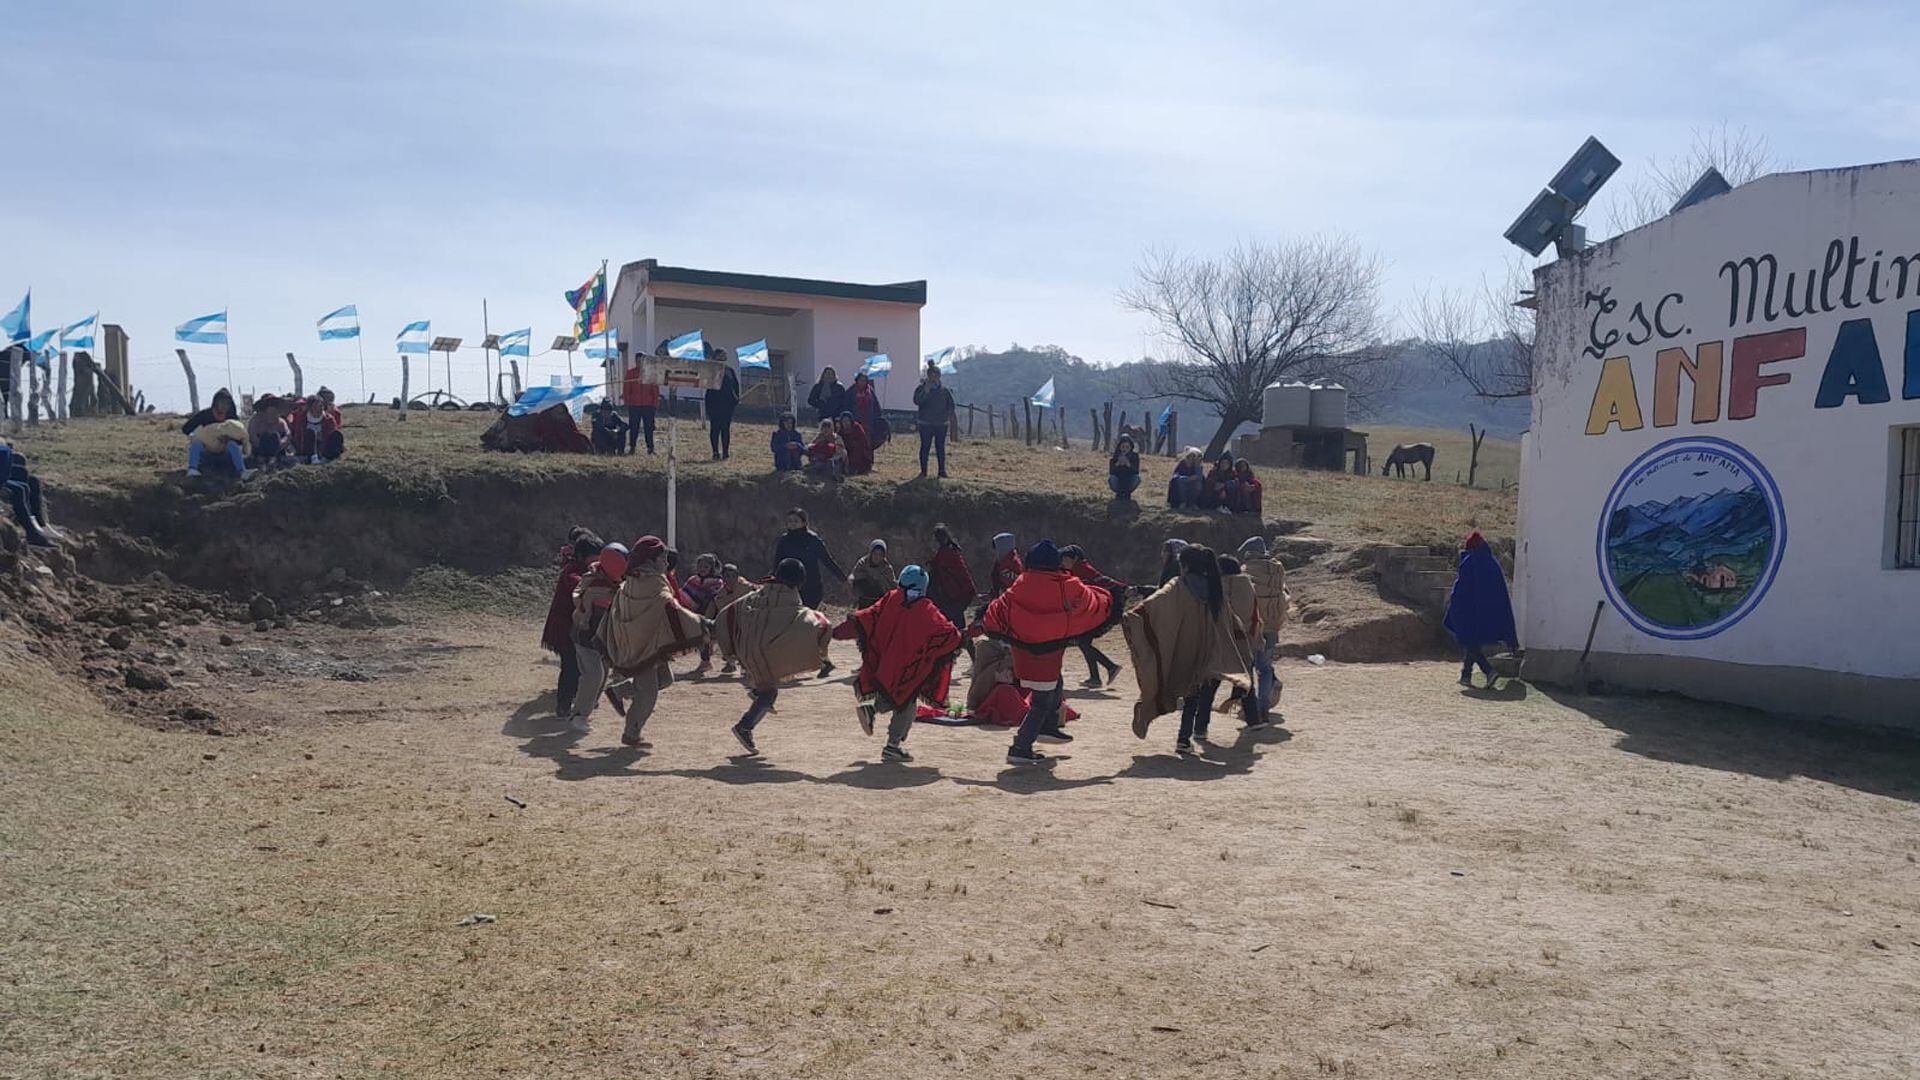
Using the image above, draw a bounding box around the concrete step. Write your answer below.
[1400,555,1455,573]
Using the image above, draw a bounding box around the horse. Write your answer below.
[1382,442,1435,480]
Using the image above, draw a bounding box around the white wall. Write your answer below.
[1522,161,1920,682]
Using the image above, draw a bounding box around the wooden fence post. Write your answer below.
[1089,407,1101,450]
[985,406,995,438]
[175,348,201,414]
[1059,409,1069,449]
[6,349,22,429]
[56,353,68,420]
[285,352,304,398]
[509,359,522,399]
[26,359,41,424]
[399,356,411,418]
[1022,399,1033,445]
[1165,412,1178,457]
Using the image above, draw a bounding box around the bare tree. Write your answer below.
[1409,258,1537,400]
[1605,123,1786,233]
[1120,236,1388,458]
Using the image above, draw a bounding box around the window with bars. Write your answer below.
[857,336,879,353]
[1898,426,1920,568]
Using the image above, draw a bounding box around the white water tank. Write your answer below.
[1308,382,1348,429]
[1261,380,1312,428]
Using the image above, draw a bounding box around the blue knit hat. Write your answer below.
[1024,539,1061,570]
[898,564,929,601]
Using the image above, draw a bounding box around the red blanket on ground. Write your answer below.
[841,591,961,706]
[916,686,1081,727]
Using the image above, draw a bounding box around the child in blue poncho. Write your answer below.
[1443,531,1517,688]
[770,413,806,470]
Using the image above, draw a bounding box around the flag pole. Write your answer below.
[356,330,366,403]
[482,297,491,406]
[222,305,233,390]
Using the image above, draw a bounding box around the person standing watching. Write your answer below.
[706,348,739,460]
[912,363,956,478]
[623,355,660,455]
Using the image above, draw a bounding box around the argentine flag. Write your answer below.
[317,304,360,341]
[924,346,957,374]
[737,339,771,370]
[509,379,601,418]
[61,313,97,352]
[498,327,531,358]
[1031,376,1056,409]
[396,320,431,355]
[1157,403,1174,433]
[176,309,228,345]
[584,329,620,361]
[26,329,55,369]
[1,290,27,343]
[666,329,706,361]
[862,353,892,376]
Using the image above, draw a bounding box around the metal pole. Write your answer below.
[666,385,679,549]
[356,333,366,403]
[482,298,491,405]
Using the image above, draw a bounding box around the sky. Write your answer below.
[5,0,1919,409]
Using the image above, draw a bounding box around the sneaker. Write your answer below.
[1176,739,1197,756]
[881,743,912,763]
[720,661,736,674]
[918,469,929,478]
[1080,674,1103,689]
[1005,746,1048,766]
[1458,671,1474,687]
[730,722,759,757]
[817,660,836,679]
[1193,727,1210,742]
[186,467,203,478]
[1242,715,1274,731]
[1102,660,1122,683]
[856,701,877,737]
[937,471,950,479]
[567,714,592,734]
[1037,727,1073,744]
[619,732,649,749]
[240,468,260,481]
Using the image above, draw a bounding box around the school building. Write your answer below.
[607,260,927,410]
[1518,158,1920,728]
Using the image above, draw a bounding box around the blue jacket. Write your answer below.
[1443,543,1517,649]
[771,428,806,469]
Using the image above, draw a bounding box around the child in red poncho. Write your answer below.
[680,552,727,676]
[541,528,603,716]
[832,564,961,763]
[835,413,874,476]
[980,539,1118,766]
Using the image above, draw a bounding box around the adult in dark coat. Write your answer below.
[1443,531,1517,687]
[706,351,740,460]
[772,507,846,611]
[807,367,849,426]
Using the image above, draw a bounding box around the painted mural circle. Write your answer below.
[1595,436,1786,641]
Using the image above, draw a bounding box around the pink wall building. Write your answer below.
[608,260,926,411]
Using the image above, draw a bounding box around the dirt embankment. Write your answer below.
[54,466,1450,663]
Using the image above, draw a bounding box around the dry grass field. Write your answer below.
[15,408,1515,549]
[5,600,1919,1078]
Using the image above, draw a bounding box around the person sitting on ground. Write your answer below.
[288,394,344,464]
[770,413,807,471]
[0,440,58,547]
[1166,448,1203,509]
[980,539,1119,766]
[1444,531,1518,689]
[715,557,833,758]
[599,534,710,749]
[835,412,874,476]
[316,386,342,425]
[833,564,962,764]
[806,420,846,481]
[848,538,895,609]
[1058,544,1126,688]
[1198,452,1235,511]
[1108,434,1141,501]
[1229,458,1263,517]
[182,388,257,480]
[680,552,728,676]
[247,394,294,469]
[1121,544,1258,756]
[589,400,629,455]
[807,366,849,425]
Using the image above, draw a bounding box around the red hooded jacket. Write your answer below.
[981,569,1115,684]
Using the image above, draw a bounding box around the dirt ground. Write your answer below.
[5,601,1919,1079]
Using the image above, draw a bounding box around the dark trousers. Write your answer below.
[1012,686,1062,753]
[1178,679,1220,744]
[555,646,580,710]
[1461,646,1494,680]
[917,424,947,475]
[800,581,824,610]
[739,688,778,731]
[709,412,733,458]
[5,451,44,522]
[1079,640,1116,680]
[253,431,284,466]
[627,405,656,453]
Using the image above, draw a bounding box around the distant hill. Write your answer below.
[938,342,1530,442]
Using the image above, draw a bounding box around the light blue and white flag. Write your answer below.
[26,329,55,369]
[737,339,771,370]
[396,319,431,354]
[176,309,229,345]
[498,327,531,358]
[61,313,98,351]
[1157,403,1174,433]
[924,346,957,374]
[584,328,620,361]
[508,380,601,417]
[317,304,360,341]
[666,329,706,361]
[862,353,892,376]
[2,290,31,343]
[1031,376,1056,409]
